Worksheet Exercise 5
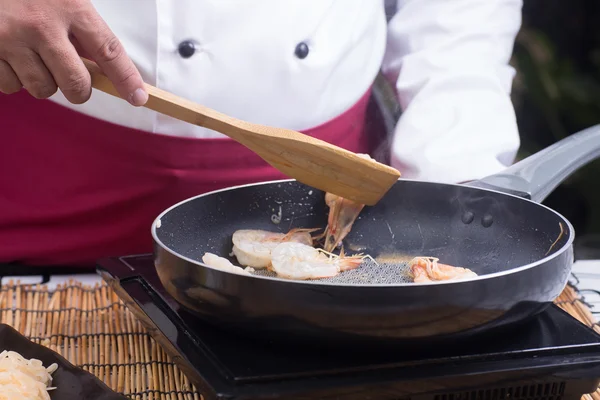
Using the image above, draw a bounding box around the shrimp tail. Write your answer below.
[337,247,365,271]
[338,257,363,272]
[408,256,477,282]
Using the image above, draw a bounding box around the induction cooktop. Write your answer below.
[97,254,600,400]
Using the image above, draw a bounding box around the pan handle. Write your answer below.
[466,124,600,203]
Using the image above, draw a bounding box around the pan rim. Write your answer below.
[151,178,575,287]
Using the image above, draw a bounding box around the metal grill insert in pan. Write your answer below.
[247,259,414,284]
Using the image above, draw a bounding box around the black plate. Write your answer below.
[0,323,127,400]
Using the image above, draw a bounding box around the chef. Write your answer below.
[0,0,522,267]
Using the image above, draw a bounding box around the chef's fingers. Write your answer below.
[70,4,148,107]
[7,50,58,99]
[38,37,92,104]
[69,35,93,61]
[0,60,22,95]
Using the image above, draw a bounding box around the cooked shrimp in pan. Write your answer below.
[321,153,373,252]
[232,229,313,269]
[270,242,364,280]
[202,253,253,275]
[408,257,477,283]
[322,193,365,252]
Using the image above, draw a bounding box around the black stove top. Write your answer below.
[97,254,600,400]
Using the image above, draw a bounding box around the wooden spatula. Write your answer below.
[82,58,400,205]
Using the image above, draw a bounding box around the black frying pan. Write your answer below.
[152,125,600,346]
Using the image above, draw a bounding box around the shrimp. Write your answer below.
[322,193,365,252]
[202,253,253,275]
[321,153,373,252]
[231,228,313,269]
[270,242,364,280]
[408,257,477,283]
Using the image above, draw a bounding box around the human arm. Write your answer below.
[381,0,523,183]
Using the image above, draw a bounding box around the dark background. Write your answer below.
[512,0,600,257]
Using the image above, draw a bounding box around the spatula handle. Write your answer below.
[82,58,402,205]
[82,58,395,166]
[82,58,248,139]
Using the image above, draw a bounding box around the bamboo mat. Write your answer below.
[0,280,598,400]
[0,281,201,399]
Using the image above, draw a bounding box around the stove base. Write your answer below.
[97,255,600,400]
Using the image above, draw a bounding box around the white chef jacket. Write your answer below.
[50,0,523,184]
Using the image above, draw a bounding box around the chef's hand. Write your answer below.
[0,0,148,106]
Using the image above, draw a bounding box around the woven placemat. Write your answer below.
[0,281,201,399]
[0,279,598,400]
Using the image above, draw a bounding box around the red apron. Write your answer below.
[0,89,372,266]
